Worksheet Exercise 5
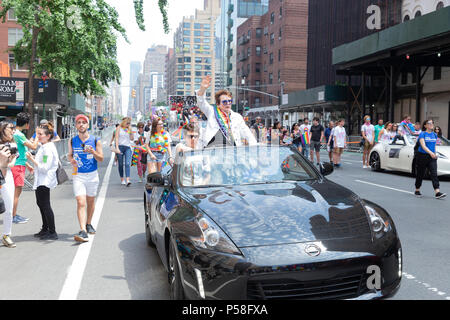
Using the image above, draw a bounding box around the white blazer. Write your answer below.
[196,92,257,149]
[33,142,59,190]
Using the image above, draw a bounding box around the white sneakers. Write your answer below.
[121,180,126,185]
[2,235,16,248]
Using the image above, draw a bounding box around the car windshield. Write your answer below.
[177,146,319,187]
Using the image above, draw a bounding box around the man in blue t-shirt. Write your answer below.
[414,120,446,199]
[68,114,104,242]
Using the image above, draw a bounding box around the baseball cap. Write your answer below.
[75,114,89,123]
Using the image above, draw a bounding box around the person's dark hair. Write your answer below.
[39,124,54,140]
[115,123,119,127]
[303,118,308,122]
[272,121,280,130]
[435,126,442,137]
[16,112,30,127]
[137,121,145,128]
[403,115,410,120]
[183,123,197,132]
[313,117,320,122]
[421,119,432,132]
[292,123,299,131]
[384,121,392,129]
[0,121,13,143]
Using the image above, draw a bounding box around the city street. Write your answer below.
[1,135,449,300]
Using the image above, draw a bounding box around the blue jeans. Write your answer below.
[117,145,132,178]
[301,144,310,157]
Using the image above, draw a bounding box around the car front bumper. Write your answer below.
[175,237,402,300]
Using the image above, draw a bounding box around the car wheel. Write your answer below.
[370,152,382,171]
[168,238,185,300]
[144,193,155,248]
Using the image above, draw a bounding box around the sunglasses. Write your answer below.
[187,134,199,139]
[427,122,434,125]
[220,99,233,105]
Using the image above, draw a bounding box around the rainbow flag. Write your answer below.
[171,126,183,141]
[302,127,310,145]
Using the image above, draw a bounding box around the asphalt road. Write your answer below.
[1,140,449,300]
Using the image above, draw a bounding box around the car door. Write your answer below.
[386,138,412,172]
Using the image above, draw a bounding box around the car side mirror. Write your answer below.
[319,162,334,176]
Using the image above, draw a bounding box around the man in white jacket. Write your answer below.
[196,75,257,149]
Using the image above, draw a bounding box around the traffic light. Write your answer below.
[131,89,136,98]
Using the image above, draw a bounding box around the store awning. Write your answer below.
[333,6,450,71]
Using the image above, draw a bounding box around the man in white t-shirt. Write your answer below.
[361,115,375,168]
[332,119,346,167]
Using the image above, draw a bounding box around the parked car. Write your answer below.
[370,134,450,176]
[144,145,402,300]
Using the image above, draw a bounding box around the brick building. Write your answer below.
[236,0,308,121]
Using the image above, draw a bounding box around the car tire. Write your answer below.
[370,152,382,171]
[168,237,185,300]
[144,193,155,248]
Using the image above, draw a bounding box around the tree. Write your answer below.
[0,0,128,133]
[133,0,169,33]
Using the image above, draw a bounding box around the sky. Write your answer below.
[106,0,204,115]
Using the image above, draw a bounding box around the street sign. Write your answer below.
[38,80,43,88]
[44,80,48,88]
[38,88,44,93]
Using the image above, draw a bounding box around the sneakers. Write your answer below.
[436,192,447,199]
[74,230,89,243]
[86,224,96,235]
[34,229,49,238]
[40,232,58,240]
[127,182,131,187]
[121,180,126,185]
[2,235,16,248]
[363,165,368,169]
[414,191,423,198]
[13,215,29,224]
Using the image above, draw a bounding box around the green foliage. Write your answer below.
[0,0,128,96]
[134,0,170,34]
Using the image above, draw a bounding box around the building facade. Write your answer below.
[167,0,221,105]
[237,0,309,124]
[128,61,141,117]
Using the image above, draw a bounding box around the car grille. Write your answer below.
[247,273,368,300]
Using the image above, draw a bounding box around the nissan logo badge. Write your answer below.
[305,244,321,257]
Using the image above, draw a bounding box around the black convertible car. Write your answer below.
[144,145,402,300]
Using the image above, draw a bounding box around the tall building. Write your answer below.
[215,0,269,110]
[167,0,221,105]
[165,48,175,102]
[236,0,308,119]
[128,61,141,117]
[143,45,168,110]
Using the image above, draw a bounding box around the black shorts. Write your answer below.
[310,140,321,152]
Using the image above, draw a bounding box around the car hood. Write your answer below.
[437,146,450,158]
[180,180,372,248]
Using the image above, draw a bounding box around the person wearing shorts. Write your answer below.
[361,115,375,168]
[332,119,346,167]
[12,112,38,224]
[68,114,104,243]
[309,117,324,165]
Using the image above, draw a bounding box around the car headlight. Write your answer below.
[437,152,448,159]
[190,214,242,255]
[364,205,391,234]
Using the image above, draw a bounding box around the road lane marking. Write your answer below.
[402,272,449,300]
[58,153,114,300]
[355,180,414,195]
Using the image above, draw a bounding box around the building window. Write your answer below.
[184,57,191,62]
[204,58,211,63]
[411,71,417,84]
[247,47,251,57]
[203,38,210,43]
[255,97,260,106]
[204,31,211,36]
[8,9,17,20]
[414,11,422,18]
[195,71,202,76]
[184,64,191,69]
[203,24,210,29]
[256,28,262,38]
[269,53,273,64]
[194,23,202,29]
[183,37,190,42]
[403,15,410,21]
[278,49,281,61]
[195,78,202,83]
[255,80,260,88]
[183,22,190,28]
[279,6,282,17]
[269,96,272,104]
[8,53,27,71]
[183,30,190,36]
[270,12,274,24]
[269,73,273,84]
[195,57,202,63]
[8,28,23,46]
[177,84,184,89]
[203,45,210,50]
[248,30,251,39]
[433,66,442,80]
[256,46,261,56]
[279,27,282,40]
[195,64,202,70]
[256,63,261,72]
[194,38,201,43]
[278,70,280,81]
[184,71,191,76]
[270,33,274,44]
[436,2,444,10]
[194,30,201,36]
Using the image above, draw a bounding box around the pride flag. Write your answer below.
[171,126,183,141]
[302,127,310,145]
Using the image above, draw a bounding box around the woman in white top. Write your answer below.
[378,122,393,144]
[115,117,135,186]
[0,122,17,248]
[26,125,59,240]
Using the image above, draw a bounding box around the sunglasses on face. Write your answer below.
[187,134,199,139]
[427,122,434,125]
[220,99,233,105]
